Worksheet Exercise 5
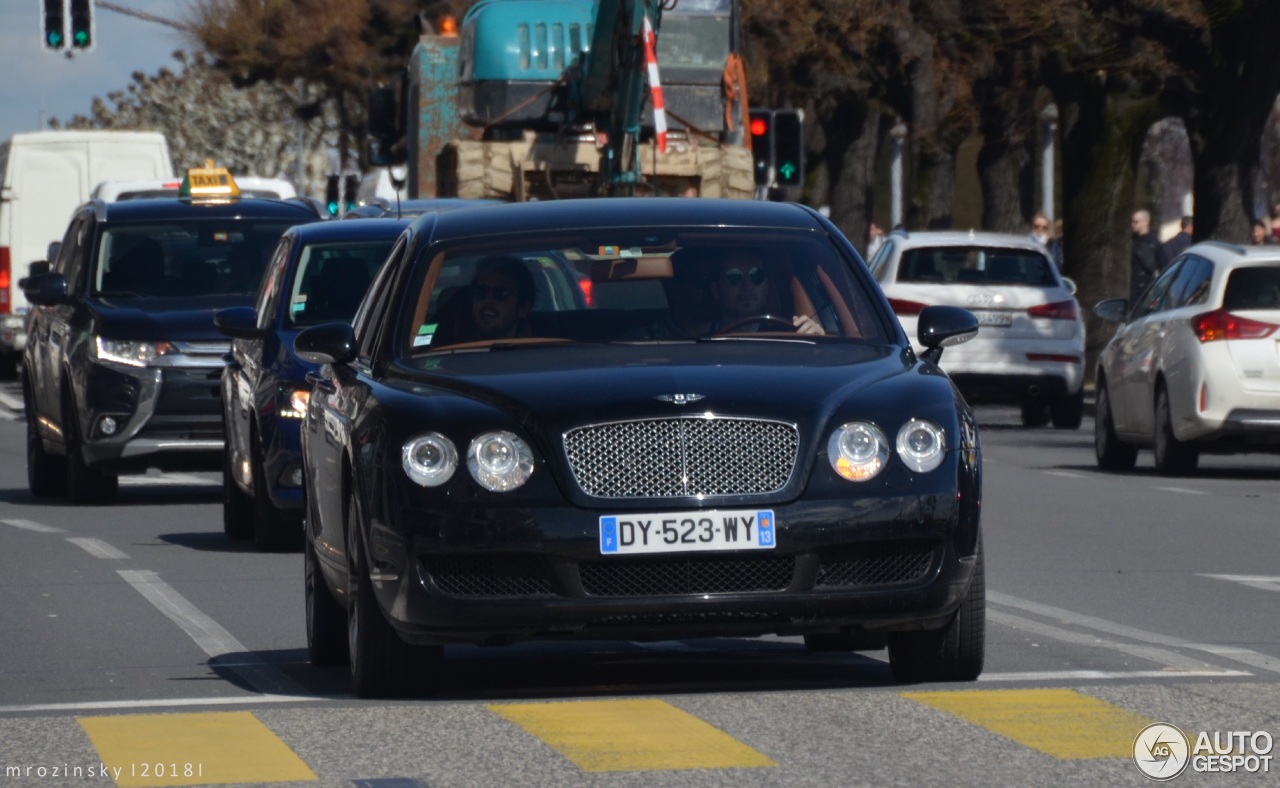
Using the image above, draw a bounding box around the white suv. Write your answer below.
[1093,240,1280,475]
[869,230,1086,427]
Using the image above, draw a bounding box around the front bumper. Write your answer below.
[361,492,979,647]
[78,346,228,472]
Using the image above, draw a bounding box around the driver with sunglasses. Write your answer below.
[712,251,825,335]
[468,255,536,340]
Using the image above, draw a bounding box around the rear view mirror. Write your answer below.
[1093,298,1128,323]
[45,242,61,263]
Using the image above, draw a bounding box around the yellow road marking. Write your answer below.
[903,688,1155,759]
[489,698,776,772]
[78,711,316,786]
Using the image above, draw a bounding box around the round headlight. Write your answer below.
[827,422,889,482]
[896,419,946,473]
[401,432,458,487]
[467,431,534,492]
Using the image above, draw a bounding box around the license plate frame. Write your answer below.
[973,310,1013,327]
[599,510,777,555]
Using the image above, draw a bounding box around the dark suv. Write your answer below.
[22,193,320,504]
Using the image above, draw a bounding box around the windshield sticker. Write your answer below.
[413,323,438,348]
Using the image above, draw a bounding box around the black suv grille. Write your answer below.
[579,555,796,596]
[814,542,936,588]
[423,555,553,597]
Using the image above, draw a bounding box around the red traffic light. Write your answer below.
[749,117,768,137]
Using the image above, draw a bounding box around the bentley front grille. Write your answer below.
[564,416,798,498]
[579,555,796,596]
[424,554,554,597]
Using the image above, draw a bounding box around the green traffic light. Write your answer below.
[327,202,339,215]
[779,162,796,180]
[74,30,89,46]
[48,31,63,47]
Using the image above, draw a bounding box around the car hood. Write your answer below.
[385,341,949,433]
[93,295,253,341]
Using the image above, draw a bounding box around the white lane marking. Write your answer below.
[66,537,129,560]
[990,590,1280,675]
[1043,470,1085,479]
[1198,574,1280,593]
[0,390,24,410]
[1,518,63,533]
[989,610,1215,670]
[119,473,219,487]
[979,669,1251,682]
[0,409,17,422]
[0,694,321,714]
[1153,486,1206,495]
[117,569,306,696]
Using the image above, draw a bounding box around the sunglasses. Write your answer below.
[723,267,766,287]
[1033,223,1049,230]
[471,284,515,302]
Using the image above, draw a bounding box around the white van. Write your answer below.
[0,130,173,373]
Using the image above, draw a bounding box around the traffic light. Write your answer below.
[772,110,804,187]
[343,174,360,214]
[325,175,341,216]
[42,0,66,51]
[69,0,93,50]
[748,109,772,186]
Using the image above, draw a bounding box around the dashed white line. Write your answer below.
[117,569,306,696]
[1198,574,1280,593]
[979,668,1251,682]
[1153,486,1207,495]
[66,537,129,560]
[119,472,219,487]
[1043,470,1085,479]
[1,518,63,533]
[0,390,24,411]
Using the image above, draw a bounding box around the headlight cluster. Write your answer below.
[93,337,175,367]
[402,430,534,491]
[827,419,946,481]
[277,386,310,419]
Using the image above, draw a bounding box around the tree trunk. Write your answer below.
[1051,70,1163,376]
[822,95,884,258]
[977,139,1032,233]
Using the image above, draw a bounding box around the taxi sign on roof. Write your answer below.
[179,159,240,203]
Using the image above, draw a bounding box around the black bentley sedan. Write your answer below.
[295,198,984,697]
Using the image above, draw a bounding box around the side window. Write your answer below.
[254,238,291,330]
[868,240,894,281]
[54,213,93,293]
[1131,260,1183,319]
[1168,257,1212,309]
[355,235,407,364]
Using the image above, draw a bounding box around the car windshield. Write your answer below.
[288,240,397,327]
[898,246,1057,286]
[1223,265,1280,310]
[397,227,889,360]
[94,220,297,297]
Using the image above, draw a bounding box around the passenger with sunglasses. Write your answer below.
[468,255,536,340]
[712,251,824,335]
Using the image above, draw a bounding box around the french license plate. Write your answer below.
[599,510,777,555]
[973,310,1013,327]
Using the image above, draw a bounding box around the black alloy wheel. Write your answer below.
[887,538,985,683]
[1050,388,1085,430]
[1020,402,1051,428]
[305,534,348,666]
[346,493,442,698]
[1094,381,1138,470]
[26,398,67,498]
[251,431,300,552]
[1153,385,1199,476]
[222,447,254,540]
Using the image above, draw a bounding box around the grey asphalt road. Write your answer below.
[0,387,1277,787]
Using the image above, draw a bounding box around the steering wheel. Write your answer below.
[715,314,797,334]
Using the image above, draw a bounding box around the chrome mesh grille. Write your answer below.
[564,417,798,498]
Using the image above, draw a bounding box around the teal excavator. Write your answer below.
[369,0,757,200]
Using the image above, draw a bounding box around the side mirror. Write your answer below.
[213,306,267,339]
[21,272,69,306]
[917,305,979,365]
[1092,298,1128,323]
[294,321,358,365]
[1060,276,1078,295]
[29,260,51,278]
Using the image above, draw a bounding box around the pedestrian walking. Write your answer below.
[1161,215,1194,266]
[1130,209,1160,302]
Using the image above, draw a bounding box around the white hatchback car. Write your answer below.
[869,230,1086,427]
[1093,240,1280,475]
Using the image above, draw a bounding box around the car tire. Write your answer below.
[1050,389,1084,430]
[347,493,442,698]
[803,631,886,652]
[1154,385,1199,476]
[888,538,985,683]
[251,433,300,552]
[1019,402,1050,428]
[305,534,348,667]
[1094,381,1138,470]
[27,404,67,498]
[63,396,118,505]
[223,449,255,540]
